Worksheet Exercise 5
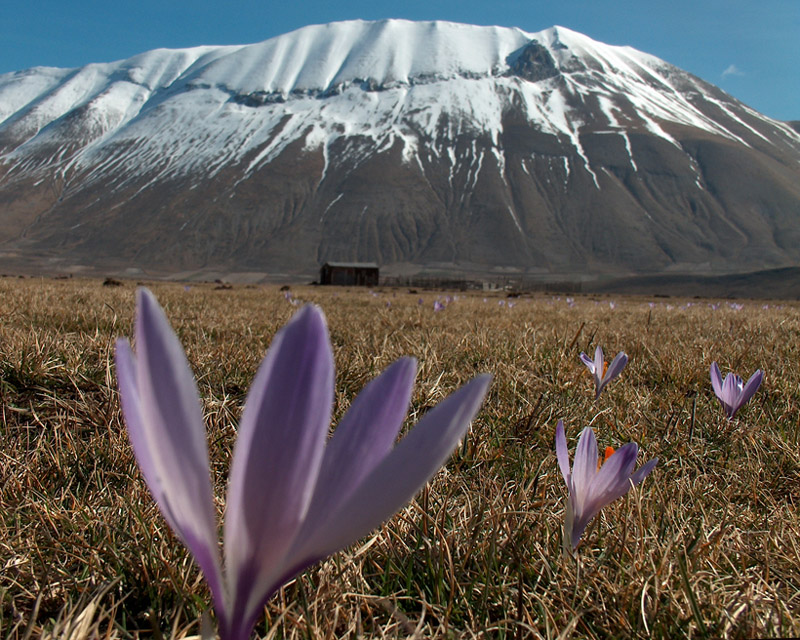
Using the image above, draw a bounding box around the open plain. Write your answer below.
[1,277,799,638]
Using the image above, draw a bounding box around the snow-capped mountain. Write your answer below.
[1,20,799,280]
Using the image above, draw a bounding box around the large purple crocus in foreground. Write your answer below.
[579,346,628,399]
[115,289,491,640]
[555,420,657,551]
[710,362,763,420]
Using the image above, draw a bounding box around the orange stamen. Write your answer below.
[598,446,615,470]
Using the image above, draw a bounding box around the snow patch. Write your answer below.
[506,205,524,235]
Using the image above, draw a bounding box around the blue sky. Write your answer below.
[2,0,797,121]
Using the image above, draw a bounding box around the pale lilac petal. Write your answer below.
[602,352,628,386]
[593,346,604,381]
[555,419,571,487]
[571,427,598,513]
[568,442,638,550]
[133,290,222,561]
[720,373,742,417]
[710,362,723,399]
[579,352,595,372]
[721,373,741,406]
[568,501,585,550]
[300,357,417,535]
[224,305,334,623]
[630,458,659,486]
[120,291,225,614]
[589,346,604,398]
[735,370,763,415]
[586,443,638,508]
[116,339,182,533]
[289,374,491,566]
[135,291,218,533]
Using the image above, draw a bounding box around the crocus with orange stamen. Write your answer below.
[555,420,657,550]
[579,346,628,400]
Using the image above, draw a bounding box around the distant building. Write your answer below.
[320,262,379,286]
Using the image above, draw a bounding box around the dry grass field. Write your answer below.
[1,277,799,639]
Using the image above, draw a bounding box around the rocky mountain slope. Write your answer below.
[1,20,799,281]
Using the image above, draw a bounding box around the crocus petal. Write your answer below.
[116,339,183,534]
[133,291,222,560]
[721,373,742,411]
[630,458,659,486]
[569,443,637,551]
[571,427,598,514]
[593,346,604,382]
[555,419,571,487]
[586,442,638,508]
[224,305,334,625]
[735,370,763,415]
[290,374,491,567]
[120,291,225,612]
[579,352,595,373]
[602,352,628,386]
[563,497,576,554]
[300,357,418,537]
[710,362,723,399]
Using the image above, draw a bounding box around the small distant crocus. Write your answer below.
[579,346,628,399]
[555,420,657,551]
[433,300,445,312]
[710,362,763,419]
[115,289,490,640]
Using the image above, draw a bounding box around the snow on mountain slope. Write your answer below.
[2,19,797,190]
[190,21,528,93]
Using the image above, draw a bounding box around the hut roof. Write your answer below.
[322,262,379,269]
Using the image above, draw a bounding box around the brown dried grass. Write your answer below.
[1,277,798,638]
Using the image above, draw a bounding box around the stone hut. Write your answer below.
[319,262,379,286]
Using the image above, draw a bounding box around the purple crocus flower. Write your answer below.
[579,346,628,399]
[710,362,763,420]
[555,420,657,550]
[115,289,490,640]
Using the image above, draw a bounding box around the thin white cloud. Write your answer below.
[722,64,745,78]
